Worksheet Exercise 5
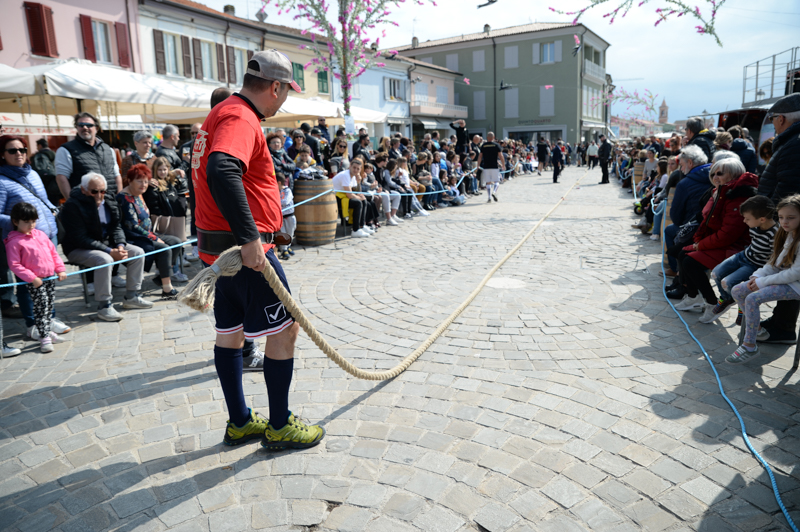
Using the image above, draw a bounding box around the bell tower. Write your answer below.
[659,98,669,124]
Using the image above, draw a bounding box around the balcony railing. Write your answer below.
[584,59,606,81]
[411,95,469,114]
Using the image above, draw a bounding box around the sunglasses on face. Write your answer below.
[5,147,27,155]
[711,171,725,177]
[90,189,107,195]
[76,122,96,129]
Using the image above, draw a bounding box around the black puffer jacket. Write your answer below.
[60,186,126,256]
[731,138,757,174]
[270,149,296,179]
[688,129,716,162]
[758,121,800,203]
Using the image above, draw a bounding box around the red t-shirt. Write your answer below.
[192,95,280,264]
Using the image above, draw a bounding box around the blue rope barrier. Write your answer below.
[656,206,798,532]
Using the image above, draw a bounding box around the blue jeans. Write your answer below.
[664,224,679,272]
[431,177,445,204]
[712,251,757,301]
[652,200,666,236]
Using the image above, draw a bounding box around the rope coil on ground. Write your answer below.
[179,169,588,380]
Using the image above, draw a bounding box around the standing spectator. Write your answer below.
[685,116,716,161]
[267,133,297,186]
[55,112,122,201]
[0,135,71,340]
[61,172,152,321]
[587,141,599,169]
[352,133,372,163]
[276,173,295,260]
[179,123,202,262]
[121,131,156,180]
[450,120,468,155]
[598,134,612,184]
[155,124,189,179]
[728,125,757,174]
[536,137,548,175]
[317,117,331,143]
[754,93,800,344]
[300,123,321,162]
[287,130,306,160]
[326,137,350,177]
[31,138,59,204]
[552,141,564,183]
[4,202,67,352]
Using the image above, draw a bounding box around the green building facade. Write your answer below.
[394,23,611,146]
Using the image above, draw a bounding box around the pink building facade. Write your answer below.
[0,1,142,72]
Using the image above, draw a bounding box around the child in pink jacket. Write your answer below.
[4,202,66,352]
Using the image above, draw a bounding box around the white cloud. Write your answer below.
[208,0,798,121]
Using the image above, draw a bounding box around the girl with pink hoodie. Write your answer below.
[4,202,66,352]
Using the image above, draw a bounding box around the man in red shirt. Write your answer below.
[192,50,324,450]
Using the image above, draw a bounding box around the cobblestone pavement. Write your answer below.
[1,165,798,532]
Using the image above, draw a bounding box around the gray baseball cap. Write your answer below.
[246,49,302,93]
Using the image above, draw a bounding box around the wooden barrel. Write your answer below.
[293,180,337,246]
[633,161,645,185]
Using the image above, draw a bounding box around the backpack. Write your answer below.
[31,150,56,177]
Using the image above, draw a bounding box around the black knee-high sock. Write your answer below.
[214,346,249,426]
[263,357,293,429]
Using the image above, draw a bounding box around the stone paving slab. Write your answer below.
[0,166,798,531]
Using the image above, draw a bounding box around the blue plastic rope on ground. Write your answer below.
[657,210,798,532]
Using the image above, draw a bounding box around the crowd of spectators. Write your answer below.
[619,93,800,365]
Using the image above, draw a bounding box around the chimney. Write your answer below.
[223,5,235,15]
[412,36,419,48]
[483,24,491,34]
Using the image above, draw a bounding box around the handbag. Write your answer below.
[673,219,699,248]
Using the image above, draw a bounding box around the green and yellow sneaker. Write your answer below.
[222,409,269,446]
[261,412,325,451]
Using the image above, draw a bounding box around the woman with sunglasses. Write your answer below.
[266,132,296,189]
[0,135,72,341]
[326,139,350,177]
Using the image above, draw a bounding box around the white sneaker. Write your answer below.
[87,282,95,296]
[674,294,704,312]
[171,272,189,283]
[362,226,375,235]
[2,343,21,357]
[352,228,370,238]
[385,218,398,226]
[417,210,430,217]
[51,318,71,334]
[184,249,200,262]
[392,215,404,223]
[111,275,126,288]
[698,303,718,323]
[49,332,65,343]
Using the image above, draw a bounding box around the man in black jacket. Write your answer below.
[450,120,467,154]
[685,117,716,161]
[300,122,322,162]
[755,93,800,344]
[61,173,152,321]
[597,134,612,184]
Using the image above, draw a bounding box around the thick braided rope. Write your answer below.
[259,169,588,380]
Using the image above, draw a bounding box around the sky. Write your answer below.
[206,0,800,122]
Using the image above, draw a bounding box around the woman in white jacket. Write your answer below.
[729,194,800,364]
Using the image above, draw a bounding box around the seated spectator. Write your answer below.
[61,172,153,321]
[121,130,156,179]
[294,145,317,167]
[287,130,306,160]
[673,158,757,315]
[727,127,756,172]
[0,135,71,340]
[371,156,402,226]
[117,164,182,298]
[332,157,372,238]
[326,137,350,177]
[442,174,467,205]
[664,145,713,297]
[396,157,428,216]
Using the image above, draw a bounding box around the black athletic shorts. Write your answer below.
[212,248,294,339]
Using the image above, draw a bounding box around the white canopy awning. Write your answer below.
[582,120,607,129]
[414,117,438,129]
[0,64,37,98]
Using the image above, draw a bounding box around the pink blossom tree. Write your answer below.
[266,0,437,118]
[550,0,727,46]
[589,87,659,121]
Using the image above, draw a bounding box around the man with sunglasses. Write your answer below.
[61,173,152,321]
[55,113,122,202]
[755,93,800,345]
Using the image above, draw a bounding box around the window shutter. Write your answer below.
[24,2,58,58]
[532,43,540,65]
[504,87,519,118]
[446,53,458,72]
[216,43,226,82]
[153,29,166,75]
[181,35,192,77]
[226,46,236,83]
[473,91,486,120]
[78,15,96,63]
[192,38,203,79]
[540,85,555,116]
[472,50,485,72]
[554,39,562,62]
[383,77,390,100]
[114,22,131,68]
[405,80,411,101]
[504,46,518,69]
